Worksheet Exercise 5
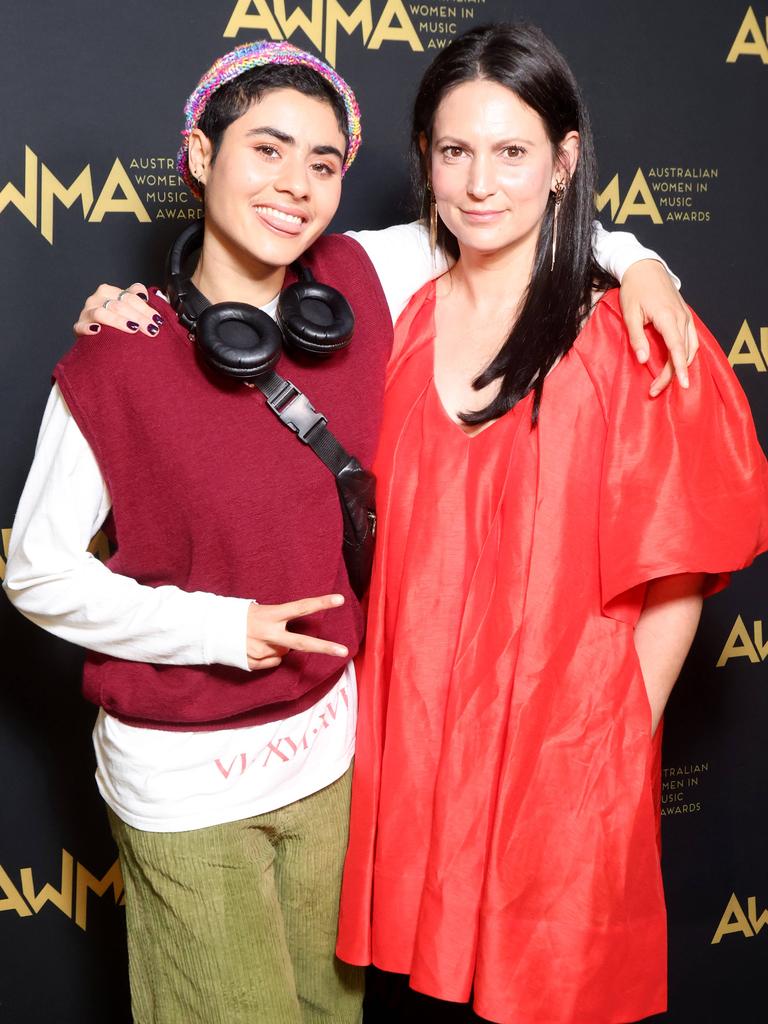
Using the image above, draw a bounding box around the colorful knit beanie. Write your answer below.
[178,40,362,198]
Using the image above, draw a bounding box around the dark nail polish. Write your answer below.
[137,292,149,302]
[147,323,159,336]
[89,324,100,333]
[127,321,139,331]
[152,313,165,326]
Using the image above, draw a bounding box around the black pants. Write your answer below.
[363,968,489,1023]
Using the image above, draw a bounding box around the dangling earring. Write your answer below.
[551,179,566,271]
[426,183,438,253]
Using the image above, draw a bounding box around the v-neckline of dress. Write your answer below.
[427,280,608,441]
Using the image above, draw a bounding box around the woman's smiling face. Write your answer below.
[429,78,578,261]
[190,87,346,272]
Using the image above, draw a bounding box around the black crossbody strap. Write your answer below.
[248,370,356,476]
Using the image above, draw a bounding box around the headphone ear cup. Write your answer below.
[196,303,283,380]
[278,282,355,357]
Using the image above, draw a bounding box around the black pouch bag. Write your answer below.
[336,455,377,599]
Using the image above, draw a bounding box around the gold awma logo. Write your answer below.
[727,7,768,63]
[596,167,716,225]
[224,0,423,66]
[597,170,661,225]
[0,148,150,245]
[716,615,767,667]
[728,320,768,371]
[712,893,768,943]
[0,851,123,932]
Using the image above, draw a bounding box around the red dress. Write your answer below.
[337,284,768,1023]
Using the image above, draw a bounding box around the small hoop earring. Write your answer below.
[551,179,566,271]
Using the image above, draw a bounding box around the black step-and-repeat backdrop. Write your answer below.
[1,2,765,1021]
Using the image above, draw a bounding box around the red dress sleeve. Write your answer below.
[595,302,768,624]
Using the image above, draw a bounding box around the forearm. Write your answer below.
[4,553,251,668]
[591,221,680,287]
[633,573,706,734]
[4,385,251,670]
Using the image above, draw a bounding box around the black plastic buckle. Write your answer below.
[267,381,327,443]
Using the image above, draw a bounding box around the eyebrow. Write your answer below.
[435,135,537,148]
[245,126,344,163]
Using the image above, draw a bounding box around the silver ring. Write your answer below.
[102,298,113,310]
[116,289,132,302]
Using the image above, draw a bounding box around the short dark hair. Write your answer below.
[198,64,349,162]
[411,22,616,426]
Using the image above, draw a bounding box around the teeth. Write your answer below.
[255,206,303,225]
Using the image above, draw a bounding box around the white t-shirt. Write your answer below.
[3,221,671,832]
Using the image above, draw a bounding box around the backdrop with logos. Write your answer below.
[1,1,766,1021]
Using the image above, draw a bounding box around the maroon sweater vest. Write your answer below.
[55,234,392,730]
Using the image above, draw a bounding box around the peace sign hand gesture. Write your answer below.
[246,594,349,671]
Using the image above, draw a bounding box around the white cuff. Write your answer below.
[202,596,252,671]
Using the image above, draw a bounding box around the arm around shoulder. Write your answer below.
[346,221,449,323]
[592,221,699,392]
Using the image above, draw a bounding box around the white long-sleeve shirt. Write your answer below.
[4,221,671,831]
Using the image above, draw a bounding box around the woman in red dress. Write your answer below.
[337,23,768,1023]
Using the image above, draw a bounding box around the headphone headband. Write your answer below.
[165,221,310,324]
[166,222,206,328]
[165,221,355,375]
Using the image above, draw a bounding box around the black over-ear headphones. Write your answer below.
[166,222,355,381]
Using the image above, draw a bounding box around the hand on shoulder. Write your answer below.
[73,284,161,338]
[618,260,699,396]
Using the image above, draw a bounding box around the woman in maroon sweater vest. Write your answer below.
[7,41,390,1024]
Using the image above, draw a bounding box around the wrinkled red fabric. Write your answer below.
[336,284,768,1024]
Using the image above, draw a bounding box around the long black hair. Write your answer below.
[412,23,616,425]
